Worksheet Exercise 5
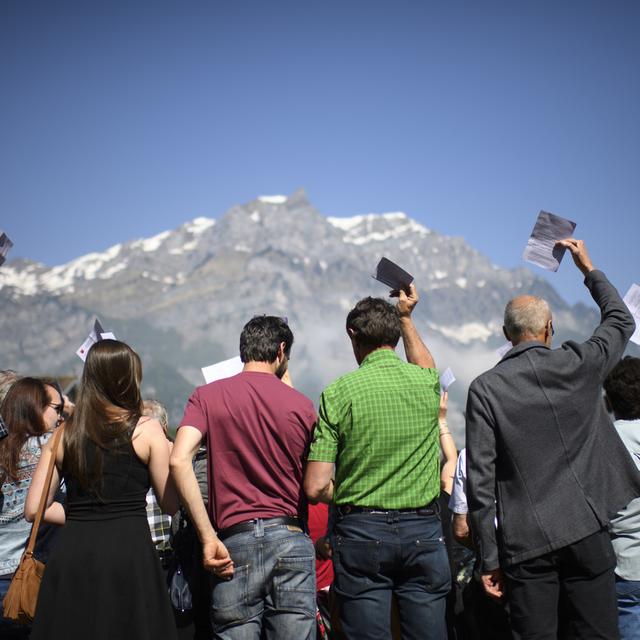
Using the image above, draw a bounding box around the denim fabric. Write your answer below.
[333,510,450,640]
[616,576,640,640]
[210,520,316,640]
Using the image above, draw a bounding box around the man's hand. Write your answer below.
[555,239,594,276]
[315,536,333,560]
[202,537,234,579]
[391,283,419,318]
[481,568,506,601]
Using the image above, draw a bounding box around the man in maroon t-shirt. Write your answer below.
[170,315,317,640]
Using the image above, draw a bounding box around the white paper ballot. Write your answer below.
[439,367,456,392]
[623,284,640,346]
[76,319,115,362]
[523,211,577,272]
[202,356,243,384]
[496,342,513,360]
[0,231,13,267]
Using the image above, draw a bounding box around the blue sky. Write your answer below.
[1,1,638,305]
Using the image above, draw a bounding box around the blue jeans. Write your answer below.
[333,510,450,640]
[210,520,316,640]
[616,576,640,640]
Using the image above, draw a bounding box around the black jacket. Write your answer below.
[466,270,639,572]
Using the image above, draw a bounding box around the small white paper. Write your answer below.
[76,319,115,362]
[202,356,243,384]
[439,367,456,392]
[623,284,640,346]
[496,342,513,360]
[523,211,577,272]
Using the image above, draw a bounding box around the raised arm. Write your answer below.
[438,391,457,495]
[395,283,436,369]
[556,239,635,374]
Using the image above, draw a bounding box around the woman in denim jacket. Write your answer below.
[0,377,64,639]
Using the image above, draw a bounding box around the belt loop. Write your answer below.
[254,518,265,538]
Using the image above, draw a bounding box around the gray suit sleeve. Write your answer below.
[582,270,635,377]
[465,384,500,573]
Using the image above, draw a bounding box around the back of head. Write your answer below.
[65,339,143,491]
[504,296,551,343]
[0,377,48,485]
[604,357,640,420]
[0,370,21,407]
[239,316,293,363]
[143,399,169,436]
[346,297,401,349]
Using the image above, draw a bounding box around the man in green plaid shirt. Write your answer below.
[305,284,450,640]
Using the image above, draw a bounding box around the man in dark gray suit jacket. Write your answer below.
[466,239,640,639]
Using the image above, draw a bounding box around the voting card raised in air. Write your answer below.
[523,211,576,272]
[439,367,456,392]
[623,284,640,346]
[0,231,13,266]
[373,257,414,291]
[76,318,115,362]
[202,356,243,384]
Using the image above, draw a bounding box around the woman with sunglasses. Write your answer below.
[26,339,178,640]
[0,377,65,639]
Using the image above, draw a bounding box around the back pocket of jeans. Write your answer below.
[335,538,381,576]
[211,564,250,626]
[273,555,316,615]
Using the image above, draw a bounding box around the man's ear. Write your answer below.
[347,327,357,339]
[277,341,286,360]
[502,326,511,342]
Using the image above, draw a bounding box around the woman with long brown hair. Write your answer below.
[26,340,178,640]
[0,377,64,639]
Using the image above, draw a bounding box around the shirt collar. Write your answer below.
[360,348,399,367]
[499,340,549,363]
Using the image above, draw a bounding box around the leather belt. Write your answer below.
[217,516,302,541]
[338,499,438,517]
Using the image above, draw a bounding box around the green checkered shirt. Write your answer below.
[308,348,441,509]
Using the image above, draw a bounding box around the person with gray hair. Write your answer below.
[466,239,640,640]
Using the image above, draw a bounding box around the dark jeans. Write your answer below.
[504,529,618,640]
[333,510,450,640]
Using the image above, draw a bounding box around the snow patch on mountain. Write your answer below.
[132,230,171,253]
[258,195,287,204]
[328,213,431,245]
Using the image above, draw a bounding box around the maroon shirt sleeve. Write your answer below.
[179,387,208,437]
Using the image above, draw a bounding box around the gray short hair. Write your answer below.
[0,370,21,406]
[142,399,169,435]
[504,296,551,341]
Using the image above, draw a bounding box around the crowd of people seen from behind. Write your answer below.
[1,238,640,640]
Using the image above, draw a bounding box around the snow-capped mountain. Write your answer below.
[0,189,603,438]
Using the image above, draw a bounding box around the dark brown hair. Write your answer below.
[64,339,143,493]
[0,377,49,485]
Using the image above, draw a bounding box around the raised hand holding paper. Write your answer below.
[439,367,456,392]
[623,284,640,346]
[373,257,414,291]
[0,231,13,266]
[202,356,243,384]
[523,211,576,272]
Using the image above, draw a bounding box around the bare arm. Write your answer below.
[394,284,436,369]
[438,391,456,494]
[304,461,334,504]
[170,426,233,578]
[133,418,179,514]
[25,432,65,524]
[452,513,474,549]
